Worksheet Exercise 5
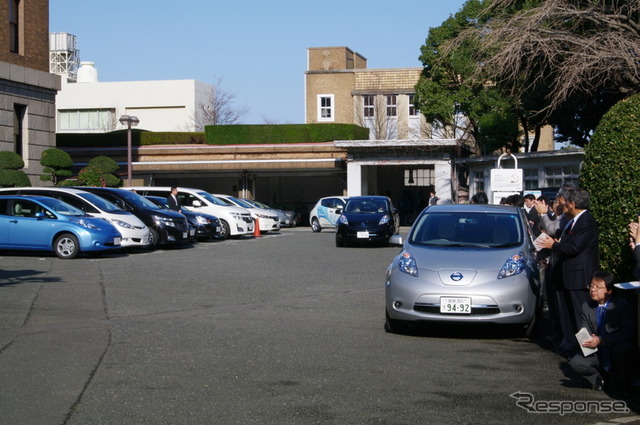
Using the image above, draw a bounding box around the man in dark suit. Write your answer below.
[167,186,182,213]
[569,271,637,392]
[523,194,541,237]
[540,188,599,354]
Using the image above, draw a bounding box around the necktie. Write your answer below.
[561,219,574,238]
[596,304,606,335]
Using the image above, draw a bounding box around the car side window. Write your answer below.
[179,193,197,207]
[0,199,8,216]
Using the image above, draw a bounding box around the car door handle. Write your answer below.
[9,219,18,223]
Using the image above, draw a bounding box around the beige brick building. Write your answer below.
[0,0,60,184]
[305,47,429,140]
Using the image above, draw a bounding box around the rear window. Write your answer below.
[409,212,523,248]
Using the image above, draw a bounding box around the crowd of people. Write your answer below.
[497,185,639,396]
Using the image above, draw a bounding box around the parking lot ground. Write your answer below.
[0,228,638,424]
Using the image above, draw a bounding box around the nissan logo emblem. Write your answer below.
[450,272,463,281]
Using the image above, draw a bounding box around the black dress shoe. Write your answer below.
[593,377,604,391]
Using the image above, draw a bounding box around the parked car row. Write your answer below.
[0,186,294,259]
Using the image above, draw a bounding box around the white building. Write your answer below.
[55,62,212,133]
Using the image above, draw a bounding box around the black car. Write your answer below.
[72,187,193,248]
[145,196,222,241]
[335,196,400,247]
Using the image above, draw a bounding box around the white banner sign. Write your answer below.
[490,168,523,192]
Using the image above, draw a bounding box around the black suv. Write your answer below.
[73,187,193,248]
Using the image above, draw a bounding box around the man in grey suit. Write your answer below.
[569,271,637,392]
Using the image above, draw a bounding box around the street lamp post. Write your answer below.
[119,115,139,186]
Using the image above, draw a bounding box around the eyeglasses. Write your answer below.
[589,283,607,290]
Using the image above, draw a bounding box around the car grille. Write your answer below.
[413,303,500,315]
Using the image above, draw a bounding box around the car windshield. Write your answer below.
[37,197,85,217]
[108,190,162,210]
[344,198,388,214]
[76,192,122,213]
[409,211,523,248]
[196,191,229,206]
[227,196,254,209]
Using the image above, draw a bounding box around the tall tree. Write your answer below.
[193,77,249,130]
[414,0,521,155]
[468,0,640,146]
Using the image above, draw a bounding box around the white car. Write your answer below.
[214,194,280,233]
[0,187,151,249]
[309,196,349,232]
[130,187,254,239]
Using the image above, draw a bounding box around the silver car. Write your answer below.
[385,204,541,335]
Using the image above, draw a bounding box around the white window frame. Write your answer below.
[317,94,335,122]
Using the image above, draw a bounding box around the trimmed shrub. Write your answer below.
[40,148,73,185]
[581,94,640,280]
[0,151,25,170]
[205,124,370,145]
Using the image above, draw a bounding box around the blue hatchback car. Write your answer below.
[0,195,122,259]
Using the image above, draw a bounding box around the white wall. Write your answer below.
[56,79,212,132]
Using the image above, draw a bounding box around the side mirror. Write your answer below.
[389,235,403,247]
[35,212,45,220]
[192,200,202,207]
[335,208,343,214]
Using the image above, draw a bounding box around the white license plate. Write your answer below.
[357,231,369,238]
[190,229,195,236]
[216,226,221,232]
[113,237,121,246]
[182,232,188,239]
[440,297,471,314]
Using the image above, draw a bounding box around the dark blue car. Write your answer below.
[0,195,122,259]
[335,196,400,247]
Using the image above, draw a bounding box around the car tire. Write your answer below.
[311,217,322,232]
[54,233,80,259]
[523,300,543,339]
[384,310,408,334]
[148,227,159,249]
[219,220,230,239]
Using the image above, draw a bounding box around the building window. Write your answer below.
[317,95,334,122]
[544,165,580,187]
[13,104,26,157]
[404,168,434,186]
[409,94,419,116]
[473,170,485,193]
[523,168,539,190]
[386,95,397,117]
[363,95,375,118]
[9,0,21,54]
[58,109,115,131]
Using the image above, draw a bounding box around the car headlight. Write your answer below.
[338,215,348,225]
[397,250,418,277]
[497,252,526,279]
[111,219,134,229]
[70,218,100,230]
[195,215,210,225]
[378,214,390,225]
[153,215,177,227]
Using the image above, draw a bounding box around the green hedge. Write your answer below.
[57,130,206,148]
[205,124,369,145]
[581,94,640,280]
[56,124,369,148]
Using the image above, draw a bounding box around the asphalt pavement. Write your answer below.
[0,227,639,424]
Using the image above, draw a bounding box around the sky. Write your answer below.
[50,0,468,125]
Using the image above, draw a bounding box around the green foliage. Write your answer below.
[0,151,30,187]
[89,156,119,174]
[205,124,369,145]
[40,148,73,185]
[0,169,31,187]
[581,94,640,280]
[0,151,25,170]
[415,0,521,154]
[76,166,106,187]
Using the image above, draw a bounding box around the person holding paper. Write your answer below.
[568,271,637,393]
